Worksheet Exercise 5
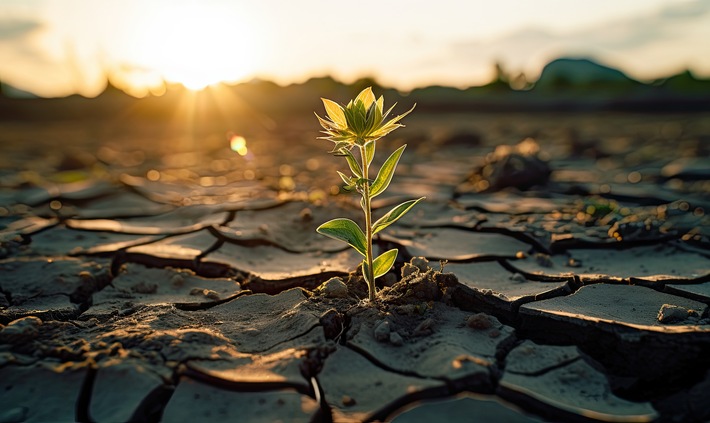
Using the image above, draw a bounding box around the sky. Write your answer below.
[0,0,709,97]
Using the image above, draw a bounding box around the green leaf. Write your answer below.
[317,218,367,257]
[370,104,416,139]
[346,101,367,135]
[372,197,425,235]
[364,141,375,168]
[321,98,347,129]
[370,144,406,198]
[328,141,352,154]
[337,171,354,187]
[314,112,337,131]
[362,260,372,284]
[342,105,358,133]
[364,103,378,134]
[372,249,398,279]
[342,149,362,178]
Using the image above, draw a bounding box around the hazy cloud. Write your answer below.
[450,0,710,81]
[0,19,42,38]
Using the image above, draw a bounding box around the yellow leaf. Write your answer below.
[376,95,384,113]
[321,98,347,129]
[355,87,376,110]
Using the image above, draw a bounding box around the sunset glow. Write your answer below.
[121,2,260,91]
[0,0,708,97]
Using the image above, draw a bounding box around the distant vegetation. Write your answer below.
[1,57,709,121]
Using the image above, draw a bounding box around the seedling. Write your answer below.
[315,87,423,301]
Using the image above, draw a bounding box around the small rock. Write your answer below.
[0,316,43,343]
[657,304,699,324]
[411,257,430,272]
[467,313,493,330]
[320,277,348,298]
[374,320,391,342]
[320,309,343,340]
[465,137,551,192]
[171,274,185,287]
[414,318,434,336]
[509,273,526,283]
[401,263,419,279]
[342,395,357,407]
[78,270,95,282]
[189,288,220,300]
[389,332,404,346]
[535,253,553,268]
[131,281,158,294]
[299,207,313,222]
[567,258,581,268]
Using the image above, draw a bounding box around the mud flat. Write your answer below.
[1,112,709,421]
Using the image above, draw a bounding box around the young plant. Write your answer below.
[315,87,423,302]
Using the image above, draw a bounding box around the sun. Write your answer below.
[121,2,261,91]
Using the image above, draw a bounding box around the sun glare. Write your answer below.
[229,134,248,156]
[121,2,260,92]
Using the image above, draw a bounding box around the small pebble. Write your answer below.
[467,313,493,330]
[171,274,185,287]
[299,207,313,222]
[342,395,356,407]
[509,273,526,283]
[389,332,404,346]
[203,289,221,300]
[414,318,434,336]
[411,257,430,272]
[190,288,221,300]
[535,253,553,268]
[320,277,348,298]
[374,320,391,342]
[657,304,699,324]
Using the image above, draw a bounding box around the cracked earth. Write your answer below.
[1,113,709,422]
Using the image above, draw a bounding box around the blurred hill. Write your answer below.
[1,57,709,124]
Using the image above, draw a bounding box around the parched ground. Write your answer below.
[0,112,709,422]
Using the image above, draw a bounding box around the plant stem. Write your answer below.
[360,145,375,301]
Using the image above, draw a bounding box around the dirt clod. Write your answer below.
[320,309,344,340]
[467,313,493,330]
[0,316,43,344]
[320,277,348,298]
[657,304,699,324]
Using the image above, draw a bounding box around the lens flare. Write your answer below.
[230,134,248,156]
